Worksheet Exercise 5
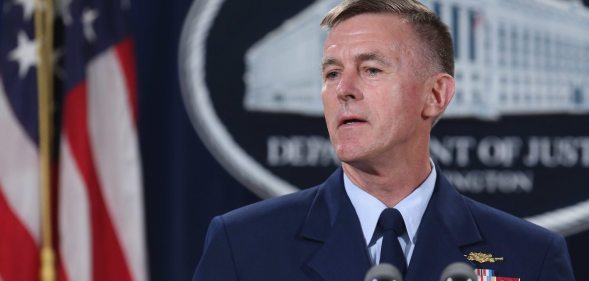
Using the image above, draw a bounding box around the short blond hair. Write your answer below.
[321,0,454,77]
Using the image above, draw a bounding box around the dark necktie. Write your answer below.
[377,208,407,276]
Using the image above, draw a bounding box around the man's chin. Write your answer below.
[337,153,368,167]
[334,150,359,164]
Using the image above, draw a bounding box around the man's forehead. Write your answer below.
[323,15,412,49]
[327,12,406,30]
[326,12,408,35]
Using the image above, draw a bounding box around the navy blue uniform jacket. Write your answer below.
[193,167,575,281]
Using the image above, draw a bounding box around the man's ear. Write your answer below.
[422,73,455,120]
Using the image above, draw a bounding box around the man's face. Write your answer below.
[321,13,431,167]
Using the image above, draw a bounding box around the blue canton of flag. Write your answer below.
[61,0,131,91]
[1,0,39,144]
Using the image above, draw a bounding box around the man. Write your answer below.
[193,0,575,280]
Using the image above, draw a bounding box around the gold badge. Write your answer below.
[465,252,504,263]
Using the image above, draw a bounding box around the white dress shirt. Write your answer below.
[343,161,436,265]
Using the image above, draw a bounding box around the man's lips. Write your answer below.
[337,115,367,127]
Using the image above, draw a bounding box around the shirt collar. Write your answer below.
[344,160,437,246]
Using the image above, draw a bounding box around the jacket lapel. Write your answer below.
[301,168,372,281]
[405,166,483,281]
[300,165,484,281]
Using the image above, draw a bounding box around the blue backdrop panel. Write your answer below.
[131,1,589,280]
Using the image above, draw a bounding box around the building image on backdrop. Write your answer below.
[244,0,589,119]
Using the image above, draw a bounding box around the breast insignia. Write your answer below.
[465,252,504,263]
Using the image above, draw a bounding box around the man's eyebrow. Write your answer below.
[356,52,391,66]
[321,53,392,70]
[321,57,341,71]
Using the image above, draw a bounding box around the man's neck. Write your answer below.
[342,156,432,208]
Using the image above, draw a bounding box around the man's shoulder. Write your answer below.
[462,195,562,243]
[219,185,320,229]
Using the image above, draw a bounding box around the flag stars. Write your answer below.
[8,31,38,78]
[82,7,99,42]
[58,0,73,26]
[14,0,36,21]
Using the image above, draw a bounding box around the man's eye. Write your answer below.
[324,71,339,80]
[366,68,381,76]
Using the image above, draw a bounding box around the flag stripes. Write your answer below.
[87,41,146,281]
[0,189,38,281]
[60,80,133,281]
[59,39,146,281]
[114,38,139,125]
[0,80,39,281]
[58,138,92,281]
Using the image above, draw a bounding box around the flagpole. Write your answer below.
[35,0,56,280]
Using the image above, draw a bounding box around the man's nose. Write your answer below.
[336,71,364,102]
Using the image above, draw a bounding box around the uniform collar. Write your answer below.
[344,160,437,246]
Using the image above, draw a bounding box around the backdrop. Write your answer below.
[131,0,589,280]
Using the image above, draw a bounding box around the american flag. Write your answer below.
[0,0,148,280]
[0,0,42,279]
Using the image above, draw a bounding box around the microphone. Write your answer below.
[439,262,478,281]
[364,263,403,281]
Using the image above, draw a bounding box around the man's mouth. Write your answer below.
[338,116,367,127]
[343,119,364,125]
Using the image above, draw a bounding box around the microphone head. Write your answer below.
[439,262,478,281]
[364,263,403,281]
